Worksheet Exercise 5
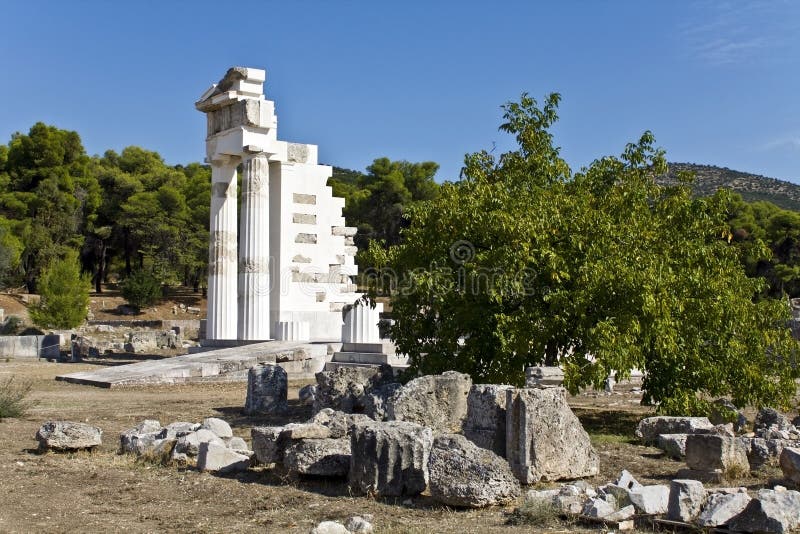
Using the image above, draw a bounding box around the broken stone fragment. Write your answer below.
[200,417,233,439]
[666,479,706,522]
[36,421,103,452]
[196,441,250,473]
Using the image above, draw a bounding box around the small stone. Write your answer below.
[36,421,103,451]
[696,492,752,527]
[606,505,635,521]
[196,442,250,473]
[667,479,706,522]
[344,516,374,534]
[200,417,233,439]
[251,426,284,464]
[628,484,669,515]
[226,436,249,452]
[299,384,317,406]
[657,433,688,459]
[310,521,349,534]
[615,469,642,490]
[283,438,350,477]
[779,447,800,484]
[582,497,616,518]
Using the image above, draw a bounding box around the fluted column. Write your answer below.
[207,157,238,340]
[342,303,383,343]
[238,153,271,340]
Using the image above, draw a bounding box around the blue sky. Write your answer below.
[1,1,798,183]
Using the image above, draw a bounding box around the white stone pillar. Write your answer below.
[342,302,383,343]
[207,157,239,340]
[238,153,271,340]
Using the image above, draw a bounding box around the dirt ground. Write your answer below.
[0,360,788,534]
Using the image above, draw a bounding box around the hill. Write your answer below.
[662,163,800,212]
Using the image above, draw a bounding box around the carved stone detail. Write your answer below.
[295,233,317,244]
[293,213,316,225]
[239,258,269,274]
[287,143,309,163]
[242,154,269,195]
[293,193,316,205]
[208,231,238,275]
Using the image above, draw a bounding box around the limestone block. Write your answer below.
[119,419,161,453]
[463,384,514,456]
[280,423,331,440]
[696,492,752,527]
[428,434,520,508]
[251,426,284,464]
[283,437,350,477]
[226,436,249,453]
[387,371,472,434]
[197,442,250,473]
[755,408,794,434]
[244,364,288,415]
[310,521,349,534]
[635,416,714,444]
[344,516,374,534]
[295,233,317,244]
[667,479,707,522]
[36,421,102,451]
[157,422,199,440]
[606,505,636,521]
[582,498,616,518]
[310,409,373,439]
[685,434,749,473]
[174,429,224,457]
[293,193,316,205]
[629,485,669,515]
[292,212,316,224]
[525,366,564,387]
[331,226,357,237]
[727,488,800,533]
[292,254,312,263]
[200,417,233,439]
[505,387,599,483]
[273,321,310,342]
[362,382,402,421]
[657,433,688,459]
[779,447,800,484]
[313,365,393,414]
[349,420,433,497]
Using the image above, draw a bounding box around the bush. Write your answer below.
[1,315,22,335]
[30,251,91,329]
[121,270,162,311]
[0,376,35,419]
[506,497,563,527]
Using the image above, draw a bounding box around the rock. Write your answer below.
[200,417,233,439]
[145,438,177,463]
[667,479,707,522]
[299,384,317,406]
[755,408,794,434]
[427,433,520,508]
[727,489,800,533]
[606,505,636,521]
[635,416,714,444]
[310,521,349,534]
[244,364,288,415]
[629,484,669,515]
[525,366,564,387]
[196,442,250,473]
[657,433,688,459]
[686,434,749,474]
[349,420,433,497]
[36,421,103,451]
[779,447,800,484]
[697,492,752,527]
[280,423,331,440]
[710,399,747,432]
[157,421,199,439]
[582,497,616,518]
[313,365,393,414]
[310,409,373,439]
[174,430,224,457]
[226,436,249,452]
[251,426,284,464]
[462,384,514,456]
[361,382,402,421]
[119,419,162,453]
[615,469,642,490]
[283,437,350,477]
[505,387,599,483]
[344,515,374,534]
[387,371,472,434]
[600,484,633,507]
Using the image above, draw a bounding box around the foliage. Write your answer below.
[506,498,562,527]
[0,315,22,335]
[372,93,800,414]
[0,376,35,419]
[29,250,90,329]
[120,269,162,311]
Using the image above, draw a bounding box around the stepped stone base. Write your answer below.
[56,341,329,388]
[325,341,408,372]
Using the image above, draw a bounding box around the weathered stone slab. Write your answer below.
[505,387,599,483]
[119,419,162,453]
[779,447,800,484]
[629,484,669,515]
[696,492,752,527]
[313,365,392,414]
[463,384,514,456]
[251,426,284,464]
[635,416,714,444]
[283,437,350,477]
[727,488,800,533]
[200,417,232,439]
[244,364,288,415]
[36,421,102,451]
[428,434,520,508]
[685,434,749,473]
[197,442,250,473]
[362,382,401,421]
[667,479,706,522]
[657,433,688,459]
[280,423,331,440]
[387,371,471,434]
[349,421,433,497]
[310,409,373,439]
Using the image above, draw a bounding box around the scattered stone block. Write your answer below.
[696,492,751,527]
[755,408,794,434]
[310,409,372,439]
[779,447,800,484]
[362,382,402,421]
[196,441,250,473]
[244,364,288,415]
[628,484,669,515]
[428,433,520,508]
[525,366,564,387]
[583,497,616,518]
[283,437,350,477]
[251,426,284,464]
[387,371,472,434]
[119,419,161,453]
[635,416,714,444]
[310,521,349,534]
[349,420,433,497]
[36,421,102,451]
[685,434,749,474]
[314,365,393,414]
[200,417,233,439]
[299,384,316,406]
[280,423,331,440]
[174,430,224,457]
[344,515,374,534]
[615,469,642,490]
[505,387,599,483]
[463,384,514,456]
[667,479,706,522]
[710,398,747,432]
[157,421,199,439]
[727,488,800,533]
[606,505,635,521]
[226,436,249,453]
[656,434,688,459]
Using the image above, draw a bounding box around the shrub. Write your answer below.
[29,251,91,329]
[121,270,162,311]
[1,315,22,335]
[0,376,35,419]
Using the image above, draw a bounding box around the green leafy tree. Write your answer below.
[372,93,800,414]
[120,269,162,311]
[29,251,90,329]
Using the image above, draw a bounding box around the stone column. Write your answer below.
[238,153,271,340]
[342,303,383,343]
[207,157,239,340]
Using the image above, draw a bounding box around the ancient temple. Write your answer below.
[195,67,362,342]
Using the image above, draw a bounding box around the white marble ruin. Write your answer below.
[196,67,361,342]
